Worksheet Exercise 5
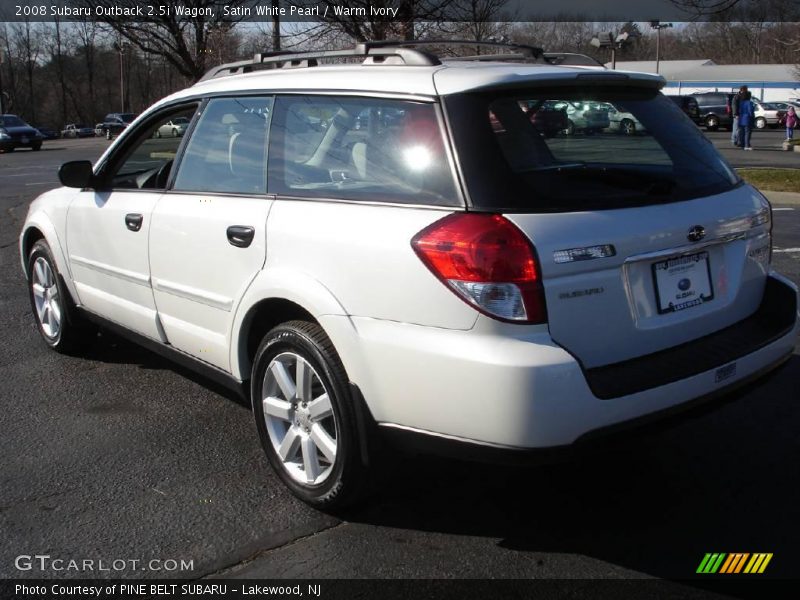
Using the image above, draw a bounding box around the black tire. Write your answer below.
[620,119,636,135]
[755,117,767,130]
[251,320,366,509]
[705,115,719,131]
[27,240,95,354]
[32,143,42,151]
[171,128,179,137]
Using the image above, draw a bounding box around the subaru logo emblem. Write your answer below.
[687,225,706,242]
[678,278,692,291]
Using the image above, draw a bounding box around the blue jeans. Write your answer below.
[738,125,752,148]
[731,116,739,144]
[788,127,795,139]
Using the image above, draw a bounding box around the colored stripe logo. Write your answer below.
[697,553,773,574]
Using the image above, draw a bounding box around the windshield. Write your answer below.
[445,86,740,212]
[0,115,27,127]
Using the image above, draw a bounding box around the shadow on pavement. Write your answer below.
[344,354,800,584]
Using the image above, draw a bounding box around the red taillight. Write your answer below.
[411,213,547,324]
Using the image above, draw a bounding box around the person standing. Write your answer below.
[786,106,797,141]
[731,86,747,146]
[738,92,755,150]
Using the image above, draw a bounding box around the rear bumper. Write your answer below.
[341,274,798,451]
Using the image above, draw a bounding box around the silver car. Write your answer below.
[155,117,190,138]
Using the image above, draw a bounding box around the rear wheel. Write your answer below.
[27,240,95,353]
[251,320,366,509]
[620,119,636,135]
[32,143,42,151]
[705,115,719,130]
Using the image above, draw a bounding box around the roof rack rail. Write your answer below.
[199,42,441,82]
[444,51,602,68]
[198,39,555,82]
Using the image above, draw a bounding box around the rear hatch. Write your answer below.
[443,77,772,368]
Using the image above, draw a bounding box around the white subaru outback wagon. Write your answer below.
[20,42,799,508]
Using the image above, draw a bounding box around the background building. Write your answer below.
[610,60,800,102]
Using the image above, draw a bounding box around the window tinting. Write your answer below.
[173,97,272,195]
[268,96,459,206]
[445,87,739,212]
[109,106,198,190]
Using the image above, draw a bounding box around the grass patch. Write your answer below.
[737,168,800,193]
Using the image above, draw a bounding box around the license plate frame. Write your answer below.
[652,251,714,314]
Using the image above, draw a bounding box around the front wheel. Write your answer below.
[27,240,94,353]
[251,321,366,509]
[705,115,719,130]
[755,117,767,129]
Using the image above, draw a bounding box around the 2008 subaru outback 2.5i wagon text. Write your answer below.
[20,41,800,508]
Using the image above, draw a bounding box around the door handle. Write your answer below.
[125,213,143,232]
[226,225,255,248]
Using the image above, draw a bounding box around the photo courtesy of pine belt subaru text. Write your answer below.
[19,41,800,509]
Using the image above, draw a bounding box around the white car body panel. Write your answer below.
[149,193,272,371]
[66,190,163,340]
[505,185,771,368]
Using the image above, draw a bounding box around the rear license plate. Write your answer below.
[652,251,714,314]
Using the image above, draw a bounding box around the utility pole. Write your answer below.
[0,46,4,114]
[114,41,127,113]
[272,0,280,51]
[649,21,673,74]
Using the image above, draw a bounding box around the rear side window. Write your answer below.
[445,87,739,212]
[173,97,272,195]
[267,95,460,206]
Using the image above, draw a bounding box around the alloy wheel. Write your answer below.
[262,352,338,486]
[31,257,62,339]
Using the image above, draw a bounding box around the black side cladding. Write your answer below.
[585,276,797,399]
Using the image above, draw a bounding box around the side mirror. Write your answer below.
[58,160,95,188]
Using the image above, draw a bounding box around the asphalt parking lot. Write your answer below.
[0,135,798,587]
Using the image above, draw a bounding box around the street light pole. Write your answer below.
[0,46,4,114]
[114,41,127,113]
[649,21,673,74]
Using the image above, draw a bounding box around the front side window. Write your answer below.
[446,86,740,211]
[268,95,459,206]
[105,105,198,190]
[172,96,272,195]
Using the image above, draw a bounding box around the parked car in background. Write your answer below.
[94,123,105,136]
[666,95,702,124]
[0,114,44,152]
[62,124,95,138]
[155,116,190,138]
[605,103,646,135]
[691,92,734,131]
[523,100,569,137]
[99,113,136,138]
[555,100,610,134]
[752,100,782,129]
[33,126,59,140]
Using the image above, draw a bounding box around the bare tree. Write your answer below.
[82,0,252,81]
[10,20,43,123]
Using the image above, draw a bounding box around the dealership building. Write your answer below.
[609,60,799,102]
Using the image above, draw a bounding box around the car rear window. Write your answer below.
[445,86,739,212]
[267,95,460,207]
